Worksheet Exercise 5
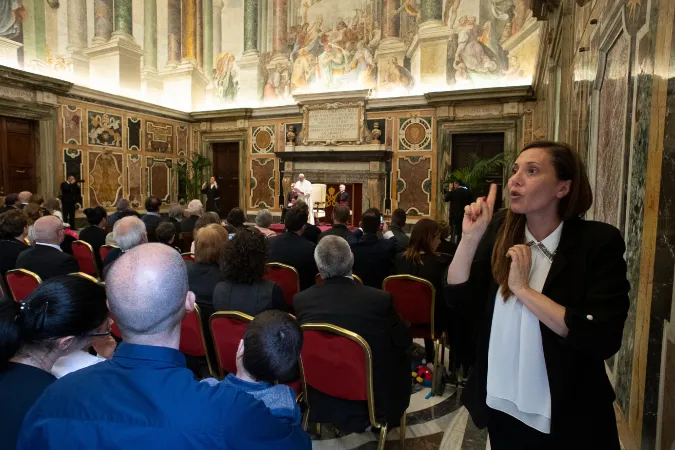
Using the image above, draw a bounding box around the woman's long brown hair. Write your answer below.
[403,218,440,264]
[491,141,593,298]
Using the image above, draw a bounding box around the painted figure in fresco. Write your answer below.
[490,0,516,43]
[513,0,533,33]
[264,64,291,101]
[382,57,415,91]
[291,48,314,91]
[214,53,239,102]
[317,44,347,88]
[443,0,461,29]
[345,41,376,88]
[453,16,498,79]
[0,0,26,40]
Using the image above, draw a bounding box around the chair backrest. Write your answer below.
[210,311,254,378]
[5,269,42,302]
[99,244,117,262]
[180,232,193,253]
[383,274,436,338]
[310,184,327,208]
[72,240,99,277]
[181,252,195,262]
[179,304,216,377]
[301,323,379,427]
[265,263,300,308]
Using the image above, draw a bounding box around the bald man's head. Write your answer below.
[18,191,32,204]
[33,216,65,245]
[106,244,191,339]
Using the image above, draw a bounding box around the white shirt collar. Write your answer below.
[525,221,564,259]
[36,242,63,252]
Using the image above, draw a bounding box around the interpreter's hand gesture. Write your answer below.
[507,244,532,297]
[462,183,497,243]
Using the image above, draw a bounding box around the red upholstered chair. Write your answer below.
[5,269,42,302]
[181,252,195,262]
[179,304,217,378]
[210,311,253,379]
[264,263,300,308]
[110,314,122,339]
[383,274,445,394]
[315,274,363,285]
[72,240,99,278]
[300,324,406,450]
[99,244,117,262]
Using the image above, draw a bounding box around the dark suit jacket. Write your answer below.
[142,213,164,229]
[295,277,412,431]
[107,210,140,227]
[318,224,357,244]
[337,191,349,206]
[78,226,107,270]
[0,205,19,215]
[445,211,629,447]
[350,234,405,288]
[168,217,182,239]
[201,185,220,212]
[302,224,321,244]
[16,244,81,280]
[268,231,317,291]
[0,238,29,277]
[102,247,123,280]
[181,215,200,233]
[444,187,472,222]
[59,181,82,207]
[388,225,409,248]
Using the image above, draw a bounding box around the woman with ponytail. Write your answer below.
[445,142,629,449]
[0,275,109,448]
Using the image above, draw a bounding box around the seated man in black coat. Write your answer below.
[107,198,141,227]
[318,204,355,244]
[142,196,164,229]
[293,200,321,244]
[102,216,148,279]
[350,208,405,288]
[15,216,80,280]
[0,193,20,215]
[268,204,317,291]
[0,209,30,278]
[295,235,412,432]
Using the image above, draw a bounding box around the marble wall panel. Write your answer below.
[177,125,188,155]
[396,156,431,216]
[63,149,83,181]
[399,117,432,151]
[252,126,275,154]
[87,111,123,147]
[88,151,123,207]
[146,157,173,203]
[249,158,275,208]
[62,105,82,145]
[146,121,174,153]
[127,154,142,208]
[127,117,142,151]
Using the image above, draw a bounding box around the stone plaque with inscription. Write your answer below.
[301,101,365,145]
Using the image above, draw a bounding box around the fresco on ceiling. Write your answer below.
[0,0,539,111]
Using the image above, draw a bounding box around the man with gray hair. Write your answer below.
[294,235,412,433]
[19,244,312,449]
[107,198,141,227]
[18,191,32,209]
[181,199,204,233]
[15,215,80,280]
[102,216,148,279]
[254,209,277,237]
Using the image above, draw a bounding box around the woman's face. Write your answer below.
[508,147,571,216]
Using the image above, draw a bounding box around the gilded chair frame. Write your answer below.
[72,240,100,279]
[99,244,118,260]
[266,262,301,295]
[5,268,42,302]
[69,272,105,287]
[181,252,195,261]
[190,303,218,379]
[209,311,254,380]
[300,323,407,450]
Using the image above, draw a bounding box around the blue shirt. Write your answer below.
[18,343,311,450]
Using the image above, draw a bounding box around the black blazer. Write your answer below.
[59,181,81,207]
[350,234,405,288]
[168,217,182,239]
[294,277,412,431]
[302,224,321,244]
[77,226,107,270]
[101,247,123,280]
[181,215,200,233]
[0,239,29,278]
[445,211,629,447]
[142,214,163,229]
[444,187,472,222]
[15,244,81,280]
[185,261,225,319]
[337,191,349,206]
[268,231,317,291]
[201,185,220,212]
[317,224,357,244]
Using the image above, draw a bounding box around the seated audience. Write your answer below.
[389,208,410,247]
[435,220,455,255]
[226,207,246,232]
[18,191,32,209]
[16,216,80,280]
[255,209,277,238]
[168,203,185,238]
[0,275,109,449]
[181,199,203,233]
[78,206,108,270]
[190,212,223,253]
[29,194,50,216]
[214,227,286,316]
[202,310,302,423]
[18,244,311,449]
[269,205,318,291]
[45,198,63,224]
[0,210,29,278]
[318,204,355,243]
[142,196,163,228]
[107,199,140,227]
[395,218,452,367]
[156,222,180,251]
[102,216,147,279]
[186,224,228,321]
[293,200,321,244]
[294,236,412,432]
[350,209,405,288]
[0,193,20,214]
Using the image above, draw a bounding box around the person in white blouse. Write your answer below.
[293,174,314,225]
[445,141,629,449]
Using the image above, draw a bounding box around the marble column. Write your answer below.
[420,0,443,23]
[93,0,113,44]
[271,0,287,56]
[413,0,450,85]
[196,0,204,68]
[212,0,223,58]
[244,0,259,54]
[167,0,182,66]
[377,0,407,86]
[67,0,89,84]
[382,0,400,38]
[182,0,198,62]
[259,0,268,54]
[144,0,158,70]
[113,0,133,36]
[204,0,214,74]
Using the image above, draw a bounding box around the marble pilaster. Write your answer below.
[196,0,205,69]
[271,0,287,56]
[93,0,113,45]
[382,0,400,38]
[204,0,214,75]
[167,0,182,67]
[244,0,259,54]
[143,0,158,70]
[182,0,198,62]
[85,36,143,97]
[67,0,90,85]
[161,64,209,111]
[238,51,262,101]
[413,21,451,86]
[113,0,133,37]
[213,0,224,58]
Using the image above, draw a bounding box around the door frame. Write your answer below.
[200,130,247,215]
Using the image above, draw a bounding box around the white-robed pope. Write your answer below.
[293,173,314,225]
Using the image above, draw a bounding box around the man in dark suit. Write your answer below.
[181,199,203,233]
[318,204,356,244]
[107,199,141,227]
[292,200,321,244]
[60,175,82,226]
[201,177,220,213]
[337,184,349,206]
[0,209,29,278]
[388,208,409,248]
[142,196,164,229]
[15,216,80,280]
[0,193,20,215]
[268,204,317,291]
[444,181,472,244]
[350,209,405,288]
[295,235,412,432]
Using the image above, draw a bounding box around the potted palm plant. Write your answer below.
[442,152,505,200]
[177,153,212,202]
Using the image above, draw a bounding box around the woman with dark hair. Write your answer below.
[446,142,629,449]
[435,220,455,255]
[24,203,43,245]
[213,227,286,316]
[79,206,108,271]
[45,198,63,223]
[29,194,50,216]
[0,275,109,449]
[226,207,246,231]
[0,210,29,278]
[395,218,451,369]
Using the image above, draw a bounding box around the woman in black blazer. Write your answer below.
[78,207,108,271]
[445,141,629,449]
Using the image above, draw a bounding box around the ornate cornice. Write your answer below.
[0,65,72,94]
[190,108,253,121]
[424,86,535,105]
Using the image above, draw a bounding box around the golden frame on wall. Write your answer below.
[300,101,365,146]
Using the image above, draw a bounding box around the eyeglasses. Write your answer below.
[80,330,111,338]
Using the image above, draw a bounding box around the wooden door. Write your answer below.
[451,133,505,210]
[212,142,240,217]
[0,117,36,197]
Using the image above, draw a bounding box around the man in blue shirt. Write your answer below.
[18,244,311,450]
